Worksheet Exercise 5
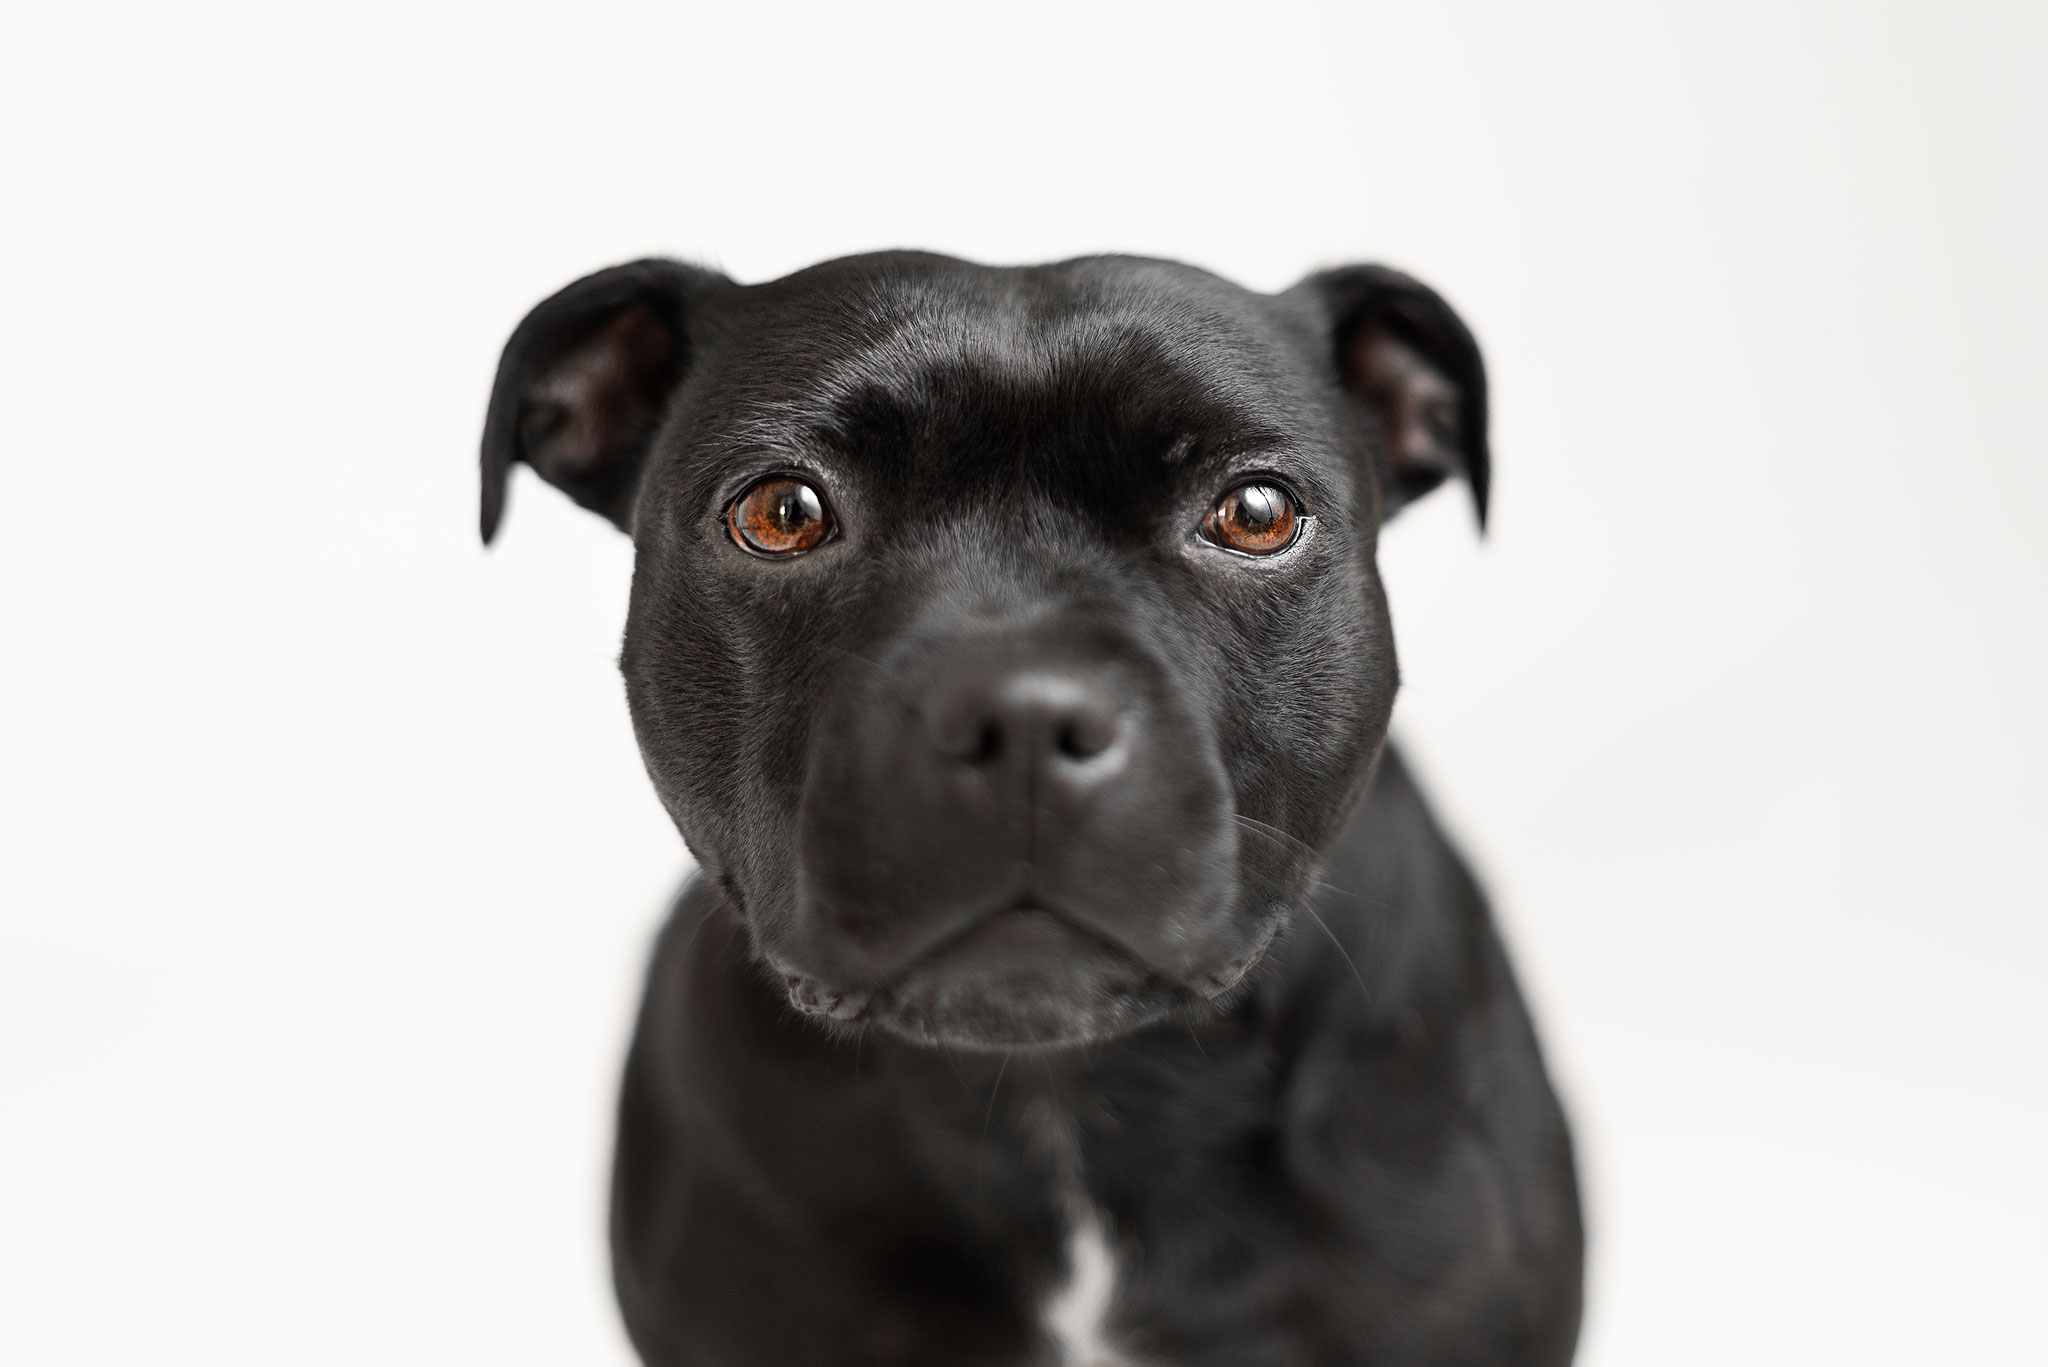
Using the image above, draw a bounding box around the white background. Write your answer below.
[3,2,2043,1362]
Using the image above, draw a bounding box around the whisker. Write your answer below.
[1309,878,1398,914]
[977,1051,1011,1195]
[943,1044,977,1103]
[825,643,889,674]
[1299,900,1372,1002]
[983,1051,1011,1136]
[1231,812,1321,861]
[1232,814,1400,914]
[672,898,721,967]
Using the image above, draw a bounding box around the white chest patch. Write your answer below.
[1040,1200,1133,1367]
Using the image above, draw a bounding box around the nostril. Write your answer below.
[928,666,1127,769]
[930,707,1006,765]
[972,721,1002,765]
[1056,709,1119,761]
[1056,723,1085,759]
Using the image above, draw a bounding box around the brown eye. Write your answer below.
[728,475,833,557]
[1201,481,1301,555]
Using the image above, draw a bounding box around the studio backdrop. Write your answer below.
[2,2,2042,1363]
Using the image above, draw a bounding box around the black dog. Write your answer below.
[480,252,1582,1365]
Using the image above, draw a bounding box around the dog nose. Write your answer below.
[928,667,1127,776]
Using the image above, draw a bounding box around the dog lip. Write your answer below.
[777,894,1275,1028]
[883,896,1150,987]
[1192,913,1283,999]
[873,895,1272,1003]
[866,906,1177,1049]
[783,974,872,1022]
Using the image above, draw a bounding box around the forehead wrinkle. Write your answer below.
[715,267,1306,465]
[713,300,1040,455]
[835,314,1285,450]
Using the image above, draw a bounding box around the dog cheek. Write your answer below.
[622,559,784,895]
[1259,576,1387,784]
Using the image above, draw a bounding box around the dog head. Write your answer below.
[481,252,1487,1049]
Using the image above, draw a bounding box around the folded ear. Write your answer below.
[480,258,726,544]
[1288,265,1490,528]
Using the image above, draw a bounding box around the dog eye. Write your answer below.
[728,475,833,557]
[1201,481,1301,555]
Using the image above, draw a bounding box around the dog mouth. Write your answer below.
[779,902,1279,1050]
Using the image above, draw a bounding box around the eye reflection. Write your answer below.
[728,476,832,557]
[1201,481,1301,555]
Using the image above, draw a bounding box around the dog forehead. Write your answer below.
[703,253,1311,457]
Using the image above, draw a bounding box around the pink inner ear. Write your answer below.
[525,304,676,478]
[1344,323,1464,482]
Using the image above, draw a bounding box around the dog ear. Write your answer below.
[480,258,726,544]
[1289,265,1490,529]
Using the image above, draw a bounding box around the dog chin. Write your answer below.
[784,905,1276,1051]
[873,965,1185,1051]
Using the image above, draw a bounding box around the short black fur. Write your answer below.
[480,250,1581,1364]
